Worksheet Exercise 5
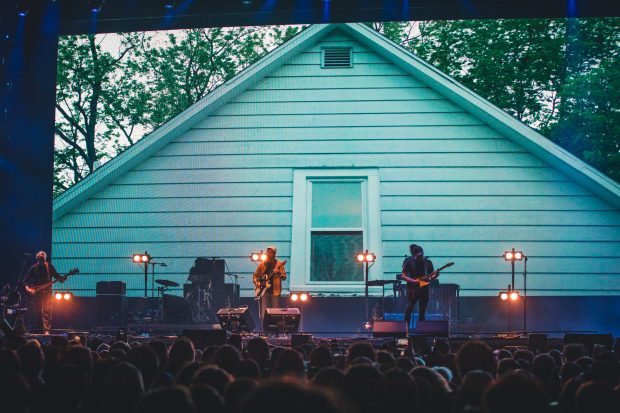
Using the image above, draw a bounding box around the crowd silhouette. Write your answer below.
[1,334,619,413]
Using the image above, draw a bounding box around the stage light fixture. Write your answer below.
[504,250,524,261]
[241,0,253,7]
[250,251,267,262]
[133,253,151,263]
[499,290,520,301]
[63,292,72,301]
[16,3,29,17]
[356,251,376,263]
[55,292,63,300]
[290,292,310,303]
[88,0,105,14]
[163,0,176,10]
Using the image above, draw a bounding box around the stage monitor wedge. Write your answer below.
[263,308,301,334]
[216,306,255,332]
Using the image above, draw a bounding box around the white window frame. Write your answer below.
[290,169,382,294]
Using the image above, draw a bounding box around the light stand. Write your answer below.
[501,248,525,333]
[523,255,528,332]
[356,250,376,323]
[132,252,152,320]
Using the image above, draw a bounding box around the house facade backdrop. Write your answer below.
[51,24,620,298]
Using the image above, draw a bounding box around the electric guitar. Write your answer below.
[399,262,454,288]
[24,268,79,299]
[254,260,286,299]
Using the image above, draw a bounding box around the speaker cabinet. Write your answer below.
[216,306,255,332]
[414,320,449,337]
[529,334,548,352]
[96,281,126,295]
[373,321,406,338]
[96,295,127,327]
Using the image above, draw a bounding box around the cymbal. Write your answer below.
[155,279,179,288]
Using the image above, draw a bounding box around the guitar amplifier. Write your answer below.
[96,281,126,295]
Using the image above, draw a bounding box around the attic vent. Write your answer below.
[321,48,353,68]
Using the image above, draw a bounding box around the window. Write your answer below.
[290,170,382,293]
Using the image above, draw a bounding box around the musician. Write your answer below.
[23,251,66,332]
[253,246,286,322]
[400,244,436,328]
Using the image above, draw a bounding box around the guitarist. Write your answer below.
[22,251,66,333]
[401,244,436,328]
[253,246,286,324]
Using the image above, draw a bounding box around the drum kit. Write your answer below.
[150,257,237,324]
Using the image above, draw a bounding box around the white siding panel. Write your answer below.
[180,125,504,142]
[214,100,461,115]
[197,113,482,128]
[382,241,620,258]
[381,195,615,211]
[235,88,444,102]
[159,139,521,156]
[255,74,425,89]
[141,153,547,169]
[382,210,620,226]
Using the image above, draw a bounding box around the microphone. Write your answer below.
[23,253,32,256]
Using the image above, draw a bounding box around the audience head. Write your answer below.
[193,366,232,396]
[167,337,195,374]
[483,370,548,413]
[346,342,376,365]
[273,348,306,379]
[214,344,241,374]
[245,337,270,369]
[456,340,496,376]
[240,380,345,413]
[135,386,195,413]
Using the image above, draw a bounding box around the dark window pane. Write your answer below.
[310,231,364,282]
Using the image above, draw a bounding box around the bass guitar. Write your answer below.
[400,262,454,288]
[24,268,79,299]
[254,260,286,299]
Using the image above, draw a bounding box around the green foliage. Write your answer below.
[374,18,620,183]
[54,26,302,196]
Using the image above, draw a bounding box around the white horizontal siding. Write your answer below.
[51,29,620,297]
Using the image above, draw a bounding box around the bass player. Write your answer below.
[400,244,437,329]
[253,246,286,325]
[23,251,66,333]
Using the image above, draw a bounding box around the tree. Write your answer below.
[54,26,302,196]
[54,32,144,194]
[373,18,620,182]
[138,26,301,128]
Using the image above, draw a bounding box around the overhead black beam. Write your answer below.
[5,0,620,36]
